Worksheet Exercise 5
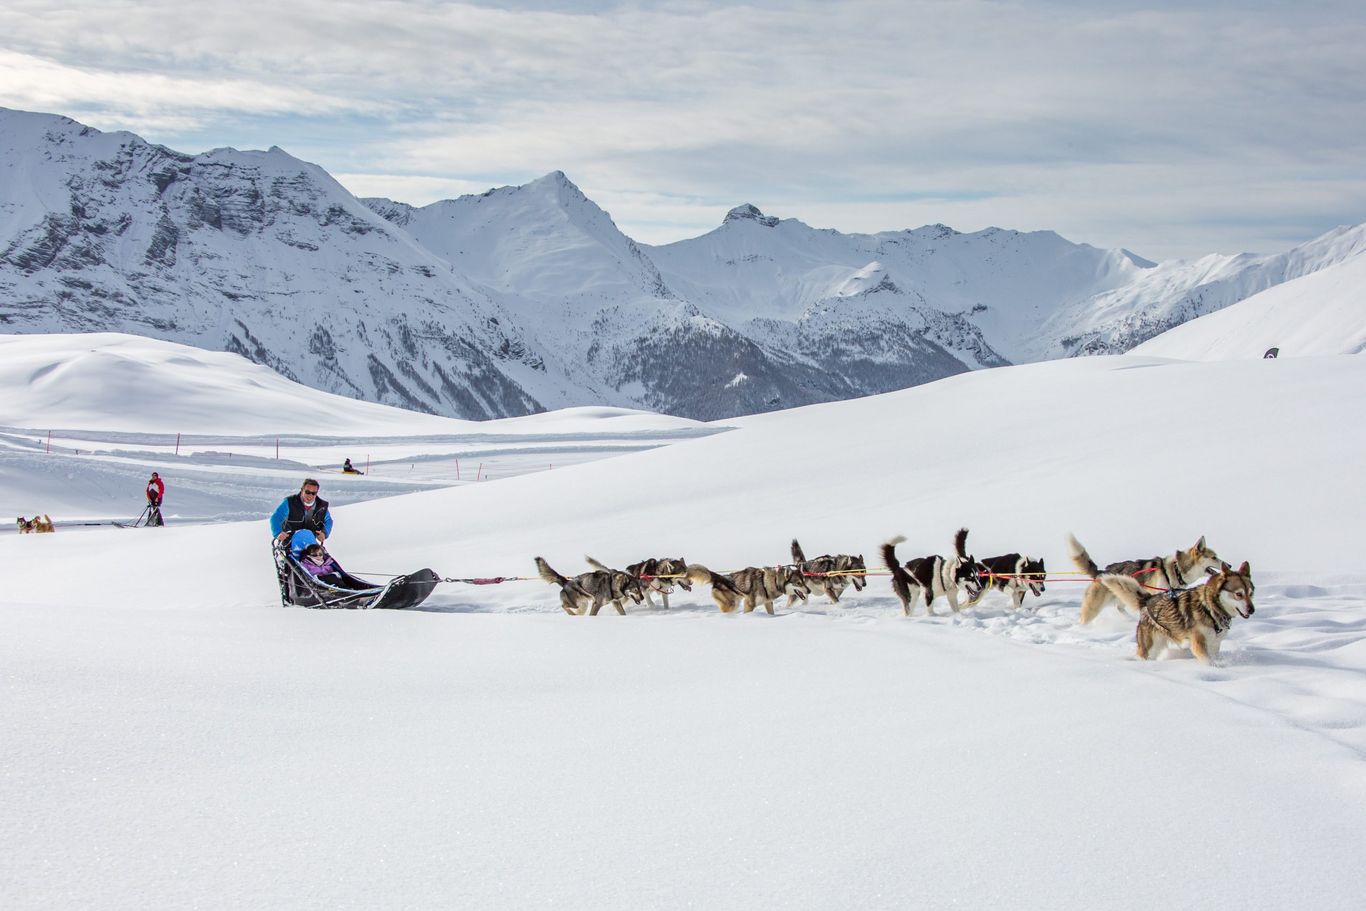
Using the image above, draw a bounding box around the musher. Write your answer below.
[270,478,332,552]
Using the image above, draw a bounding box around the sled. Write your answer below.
[272,542,439,610]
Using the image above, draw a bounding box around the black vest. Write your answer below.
[282,493,330,535]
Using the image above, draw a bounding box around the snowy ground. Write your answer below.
[3,334,1365,909]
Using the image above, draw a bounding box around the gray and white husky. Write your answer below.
[586,556,690,609]
[881,529,984,616]
[535,557,645,616]
[724,565,811,615]
[790,539,867,605]
[626,557,692,609]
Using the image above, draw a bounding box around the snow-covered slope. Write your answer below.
[0,332,716,523]
[3,351,1365,909]
[1045,224,1366,359]
[1131,244,1366,359]
[0,332,481,434]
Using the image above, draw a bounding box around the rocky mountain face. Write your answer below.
[2,107,1359,420]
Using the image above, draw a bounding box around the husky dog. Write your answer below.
[1073,539,1255,663]
[790,539,867,604]
[626,557,692,609]
[1070,534,1221,624]
[881,530,983,616]
[971,553,1047,610]
[17,514,54,534]
[585,556,691,609]
[684,564,747,613]
[725,565,810,615]
[535,557,645,616]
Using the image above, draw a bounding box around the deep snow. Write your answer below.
[3,333,1365,909]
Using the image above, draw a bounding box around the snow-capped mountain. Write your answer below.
[3,107,1360,420]
[0,109,554,420]
[1132,238,1366,359]
[1042,223,1366,359]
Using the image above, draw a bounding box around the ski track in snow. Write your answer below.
[417,577,1366,760]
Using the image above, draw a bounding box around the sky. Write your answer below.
[1,0,1364,261]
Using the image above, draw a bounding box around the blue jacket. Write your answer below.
[270,493,333,539]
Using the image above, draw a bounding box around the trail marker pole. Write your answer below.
[175,433,181,456]
[366,455,371,474]
[455,459,460,480]
[275,437,279,460]
[46,431,51,454]
[476,462,483,481]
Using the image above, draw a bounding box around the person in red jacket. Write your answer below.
[145,472,165,527]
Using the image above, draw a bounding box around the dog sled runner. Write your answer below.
[272,542,439,610]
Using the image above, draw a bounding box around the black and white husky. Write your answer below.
[970,553,1047,610]
[881,529,984,616]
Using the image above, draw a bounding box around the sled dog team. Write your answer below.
[537,530,1255,664]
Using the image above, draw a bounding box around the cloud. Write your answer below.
[0,50,375,128]
[1,0,1363,259]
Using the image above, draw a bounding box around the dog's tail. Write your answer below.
[584,555,612,573]
[686,563,740,594]
[1066,533,1101,579]
[535,557,568,586]
[1096,573,1143,614]
[881,535,915,604]
[953,527,970,560]
[791,538,807,564]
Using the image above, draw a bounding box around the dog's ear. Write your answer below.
[1219,561,1232,575]
[1196,535,1206,550]
[1237,560,1250,576]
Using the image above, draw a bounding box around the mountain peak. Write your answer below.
[529,169,581,193]
[725,204,779,227]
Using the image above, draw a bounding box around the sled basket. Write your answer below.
[272,542,438,610]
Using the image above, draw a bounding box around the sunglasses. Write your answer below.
[302,488,319,495]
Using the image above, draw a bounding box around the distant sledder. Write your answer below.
[142,472,166,527]
[342,458,364,475]
[269,478,437,610]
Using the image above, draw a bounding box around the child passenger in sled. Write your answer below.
[291,531,370,590]
[300,542,346,586]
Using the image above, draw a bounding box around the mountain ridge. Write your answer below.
[2,106,1359,420]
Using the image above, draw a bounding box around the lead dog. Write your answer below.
[1071,534,1221,624]
[970,553,1047,610]
[1072,535,1254,663]
[790,539,867,604]
[535,557,645,616]
[881,529,983,616]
